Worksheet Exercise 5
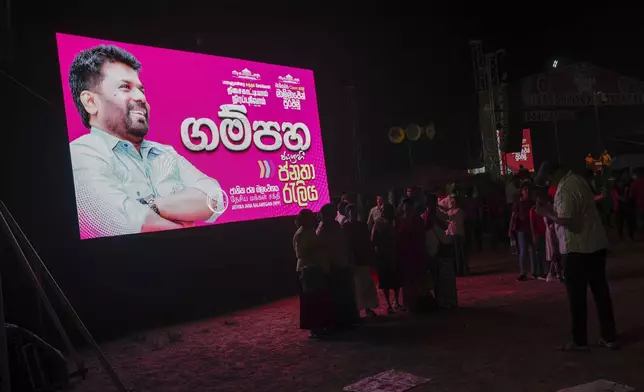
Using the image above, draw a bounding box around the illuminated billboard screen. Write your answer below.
[497,128,535,176]
[56,33,329,239]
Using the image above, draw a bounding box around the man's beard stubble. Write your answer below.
[125,103,149,138]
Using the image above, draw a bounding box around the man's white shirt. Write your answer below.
[554,171,608,254]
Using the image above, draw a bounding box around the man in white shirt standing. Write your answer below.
[367,195,384,233]
[535,161,618,351]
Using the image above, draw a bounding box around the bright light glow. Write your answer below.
[552,60,558,68]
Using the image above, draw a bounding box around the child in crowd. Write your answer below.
[530,191,548,280]
[446,196,468,276]
[544,216,563,282]
[542,186,563,283]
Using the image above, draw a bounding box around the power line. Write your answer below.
[0,68,53,106]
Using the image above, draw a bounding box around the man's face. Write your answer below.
[376,196,383,207]
[406,188,413,197]
[85,62,149,139]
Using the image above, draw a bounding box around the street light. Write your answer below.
[552,60,558,68]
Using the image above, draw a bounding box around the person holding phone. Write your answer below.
[535,161,617,351]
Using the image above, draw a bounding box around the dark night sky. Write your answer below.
[4,2,644,192]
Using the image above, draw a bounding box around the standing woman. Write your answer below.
[446,197,468,276]
[543,186,563,282]
[397,198,427,312]
[344,204,380,317]
[372,203,403,313]
[293,209,333,339]
[423,194,448,276]
[317,203,359,329]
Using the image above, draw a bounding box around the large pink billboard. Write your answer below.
[56,33,329,240]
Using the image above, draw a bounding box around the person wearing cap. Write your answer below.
[534,160,618,351]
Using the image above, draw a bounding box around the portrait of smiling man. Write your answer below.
[69,44,223,239]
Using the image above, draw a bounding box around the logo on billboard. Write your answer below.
[207,188,230,214]
[278,74,300,84]
[232,68,261,81]
[258,160,274,179]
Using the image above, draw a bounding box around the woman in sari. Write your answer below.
[343,204,379,317]
[422,194,448,282]
[397,198,427,312]
[372,203,402,313]
[317,203,359,328]
[293,209,333,339]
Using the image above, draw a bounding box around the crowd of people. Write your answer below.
[505,166,644,284]
[292,189,466,339]
[292,159,627,350]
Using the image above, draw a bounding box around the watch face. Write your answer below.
[149,202,160,215]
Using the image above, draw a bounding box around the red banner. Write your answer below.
[504,129,534,174]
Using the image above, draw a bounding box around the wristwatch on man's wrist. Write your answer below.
[138,195,160,215]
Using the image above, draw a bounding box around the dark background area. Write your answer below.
[2,1,644,343]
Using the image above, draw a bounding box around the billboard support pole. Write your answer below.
[0,201,128,392]
[0,255,11,392]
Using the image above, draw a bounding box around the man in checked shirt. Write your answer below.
[68,44,224,239]
[535,160,618,351]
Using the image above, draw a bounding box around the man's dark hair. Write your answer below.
[69,45,142,129]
